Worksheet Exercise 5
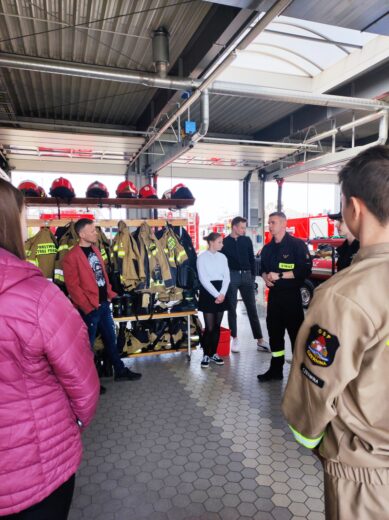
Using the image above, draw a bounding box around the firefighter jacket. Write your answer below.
[25,227,58,280]
[158,226,189,300]
[282,243,389,471]
[172,226,199,289]
[63,244,116,315]
[95,226,112,271]
[135,223,174,294]
[111,221,144,291]
[54,222,79,286]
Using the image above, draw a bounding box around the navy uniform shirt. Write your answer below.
[221,235,256,276]
[336,239,360,272]
[260,233,312,291]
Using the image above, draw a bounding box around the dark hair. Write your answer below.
[269,211,287,219]
[231,216,247,228]
[0,179,25,259]
[339,145,389,225]
[204,232,222,243]
[75,218,94,235]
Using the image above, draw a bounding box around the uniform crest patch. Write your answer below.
[305,325,339,368]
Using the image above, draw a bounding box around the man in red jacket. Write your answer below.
[63,218,141,384]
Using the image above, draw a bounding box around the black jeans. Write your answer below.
[3,475,75,520]
[202,312,224,356]
[266,288,304,359]
[227,270,263,339]
[83,301,125,375]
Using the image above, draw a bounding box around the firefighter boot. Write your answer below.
[257,355,284,382]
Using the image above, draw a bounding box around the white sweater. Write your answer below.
[197,250,230,298]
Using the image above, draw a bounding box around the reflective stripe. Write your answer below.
[118,251,125,258]
[26,258,39,266]
[288,425,324,449]
[272,350,285,358]
[177,250,186,261]
[58,244,69,252]
[36,243,57,255]
[279,262,295,270]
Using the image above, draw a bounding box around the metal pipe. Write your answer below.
[0,52,199,90]
[203,136,318,149]
[210,82,388,112]
[305,110,388,144]
[1,51,386,113]
[0,118,149,135]
[129,0,293,166]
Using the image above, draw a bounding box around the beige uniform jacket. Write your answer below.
[282,243,389,469]
[25,228,58,280]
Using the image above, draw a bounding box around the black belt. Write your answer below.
[231,269,251,274]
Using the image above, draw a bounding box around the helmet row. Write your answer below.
[18,178,193,200]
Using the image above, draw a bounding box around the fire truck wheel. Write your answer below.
[300,279,315,308]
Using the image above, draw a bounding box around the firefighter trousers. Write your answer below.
[266,288,304,357]
[323,460,389,520]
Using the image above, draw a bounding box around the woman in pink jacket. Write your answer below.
[0,178,100,519]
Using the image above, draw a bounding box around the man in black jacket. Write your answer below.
[222,216,269,353]
[329,212,360,271]
[258,211,312,381]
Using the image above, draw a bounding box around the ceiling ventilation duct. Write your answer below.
[152,27,170,79]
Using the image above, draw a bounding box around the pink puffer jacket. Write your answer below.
[0,248,99,515]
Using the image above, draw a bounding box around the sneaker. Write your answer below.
[210,354,224,365]
[201,355,210,368]
[257,339,271,353]
[231,337,240,353]
[114,368,142,381]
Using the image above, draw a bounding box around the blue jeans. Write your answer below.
[83,301,125,376]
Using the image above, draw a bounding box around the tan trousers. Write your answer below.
[323,460,389,520]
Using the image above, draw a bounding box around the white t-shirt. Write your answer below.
[196,250,230,298]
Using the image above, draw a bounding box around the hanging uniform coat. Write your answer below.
[111,221,144,291]
[25,228,58,280]
[158,226,189,301]
[95,226,112,272]
[172,226,199,289]
[135,223,174,295]
[54,222,79,287]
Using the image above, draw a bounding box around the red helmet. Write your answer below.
[139,184,158,199]
[116,180,138,198]
[171,183,193,200]
[37,186,47,198]
[86,180,109,198]
[18,180,40,197]
[50,177,75,199]
[162,188,172,199]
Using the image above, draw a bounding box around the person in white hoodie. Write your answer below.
[197,232,230,368]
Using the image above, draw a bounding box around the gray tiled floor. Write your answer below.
[69,300,324,520]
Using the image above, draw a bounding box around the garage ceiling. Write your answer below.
[0,0,388,181]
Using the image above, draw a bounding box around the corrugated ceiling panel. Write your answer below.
[190,94,302,135]
[0,0,211,125]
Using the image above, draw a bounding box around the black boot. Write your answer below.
[257,356,284,382]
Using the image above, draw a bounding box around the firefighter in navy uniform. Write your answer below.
[258,211,312,381]
[328,211,360,271]
[283,145,389,520]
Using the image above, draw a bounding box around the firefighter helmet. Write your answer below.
[18,181,41,197]
[37,186,47,198]
[49,177,75,199]
[116,180,138,198]
[86,180,109,198]
[139,184,158,199]
[162,188,172,199]
[171,183,193,200]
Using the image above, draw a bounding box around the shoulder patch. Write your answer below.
[305,325,339,368]
[301,363,324,388]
